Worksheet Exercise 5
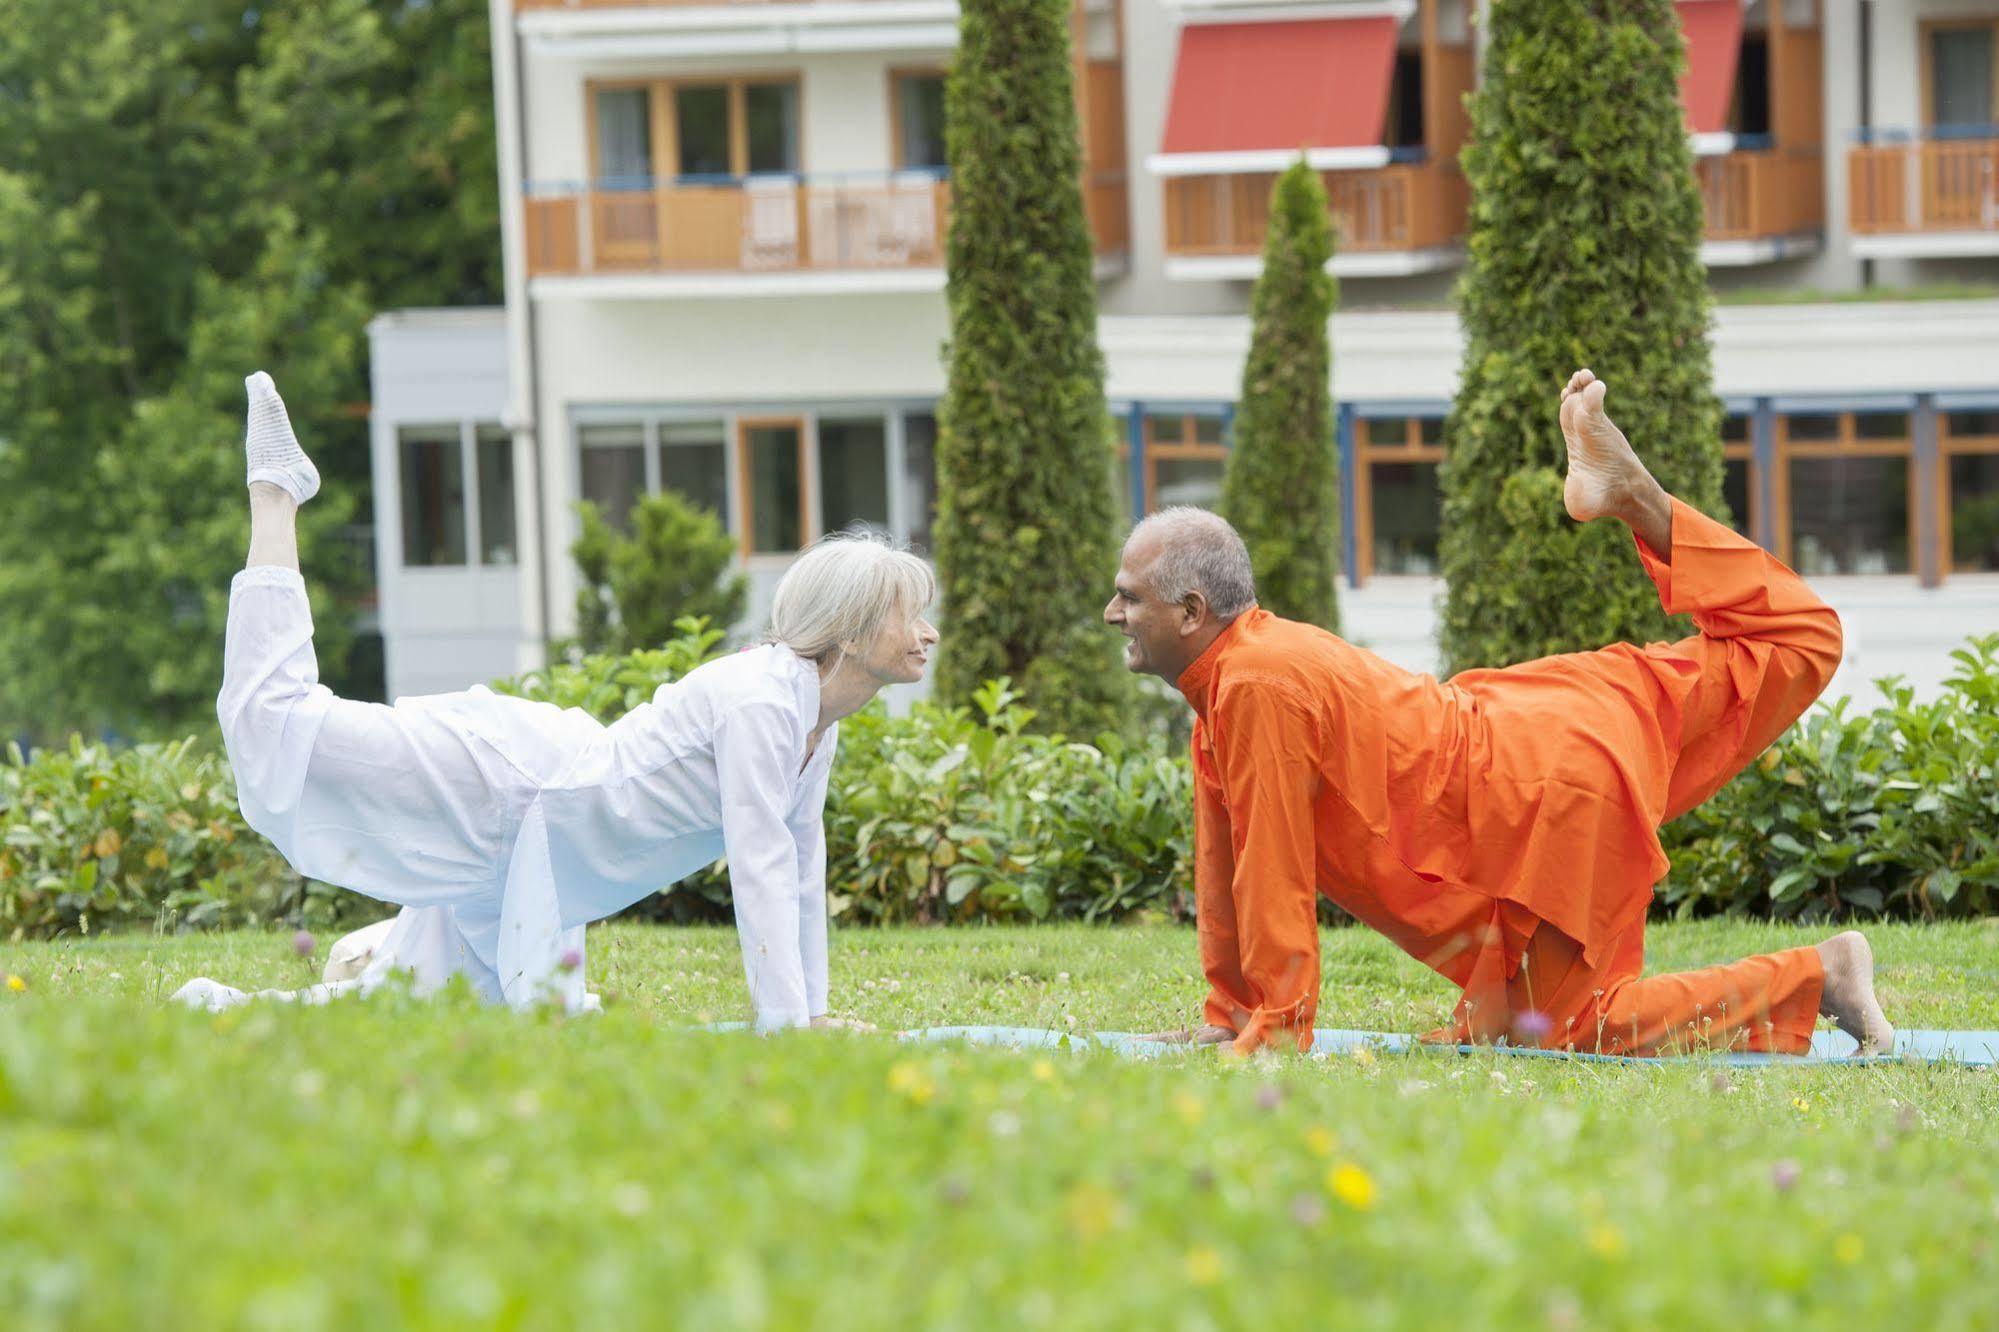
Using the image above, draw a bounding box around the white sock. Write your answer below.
[244,371,320,505]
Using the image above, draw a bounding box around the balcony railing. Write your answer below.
[1696,148,1824,241]
[1161,160,1469,259]
[517,0,856,8]
[525,171,1127,279]
[1849,134,1999,235]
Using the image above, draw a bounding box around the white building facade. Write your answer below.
[368,0,1999,703]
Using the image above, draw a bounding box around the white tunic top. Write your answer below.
[202,567,841,1025]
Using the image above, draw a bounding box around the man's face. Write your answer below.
[1104,533,1191,681]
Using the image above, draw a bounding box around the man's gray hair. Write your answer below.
[768,527,935,663]
[1128,506,1257,621]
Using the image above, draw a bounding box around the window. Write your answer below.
[819,417,891,533]
[660,421,730,519]
[476,427,517,566]
[1779,412,1912,577]
[1383,49,1424,150]
[1721,412,1754,539]
[400,426,467,567]
[1944,409,1999,573]
[590,77,802,185]
[895,73,949,171]
[1927,21,1999,131]
[594,87,653,187]
[903,412,939,553]
[579,424,646,532]
[1141,413,1229,513]
[742,419,807,554]
[1356,415,1445,579]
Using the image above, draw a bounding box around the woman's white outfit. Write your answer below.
[173,566,836,1022]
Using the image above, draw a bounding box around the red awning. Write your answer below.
[1675,0,1745,137]
[1159,16,1401,166]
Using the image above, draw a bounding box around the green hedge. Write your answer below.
[1659,633,1999,919]
[6,629,1995,938]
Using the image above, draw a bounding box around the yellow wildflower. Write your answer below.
[1173,1091,1204,1126]
[1588,1225,1627,1261]
[1065,1182,1121,1241]
[1327,1162,1377,1211]
[6,975,24,993]
[1305,1125,1339,1158]
[1351,1046,1377,1069]
[887,1061,936,1106]
[1184,1245,1224,1287]
[1835,1234,1864,1265]
[1031,1059,1057,1082]
[1792,1097,1811,1115]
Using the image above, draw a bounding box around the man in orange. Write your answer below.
[1112,370,1893,1058]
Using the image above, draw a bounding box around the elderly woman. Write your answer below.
[175,373,936,1021]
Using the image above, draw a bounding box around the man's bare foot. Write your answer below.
[1558,370,1671,551]
[1816,930,1894,1055]
[1137,1025,1236,1045]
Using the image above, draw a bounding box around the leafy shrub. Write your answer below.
[493,617,728,721]
[1660,634,1999,919]
[571,493,747,655]
[0,735,352,938]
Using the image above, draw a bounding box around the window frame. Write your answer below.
[1775,410,1918,576]
[586,74,807,186]
[1919,17,1999,132]
[889,67,951,173]
[396,420,515,572]
[1940,408,1999,575]
[1355,416,1446,582]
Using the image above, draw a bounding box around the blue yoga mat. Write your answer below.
[896,1025,1999,1067]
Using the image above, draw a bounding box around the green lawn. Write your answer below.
[5,920,1998,1329]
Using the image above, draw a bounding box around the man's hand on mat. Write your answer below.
[810,1015,876,1032]
[1138,1025,1237,1045]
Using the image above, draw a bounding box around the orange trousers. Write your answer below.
[1435,907,1825,1055]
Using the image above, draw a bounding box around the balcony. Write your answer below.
[1160,159,1469,281]
[1695,145,1824,266]
[524,170,1127,296]
[1848,134,1999,260]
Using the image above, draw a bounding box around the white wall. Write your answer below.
[368,310,524,700]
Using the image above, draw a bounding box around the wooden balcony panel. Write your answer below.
[1161,161,1469,259]
[1848,140,1999,235]
[1697,149,1825,242]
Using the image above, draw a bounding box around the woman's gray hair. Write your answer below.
[1128,506,1257,621]
[767,527,936,664]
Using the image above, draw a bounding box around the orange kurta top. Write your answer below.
[1178,500,1842,1054]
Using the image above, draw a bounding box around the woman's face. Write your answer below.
[857,600,939,685]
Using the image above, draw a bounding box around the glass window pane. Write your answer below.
[744,83,799,175]
[579,424,646,533]
[1948,409,1999,441]
[675,85,731,178]
[1417,417,1445,446]
[1365,417,1406,447]
[1144,413,1186,446]
[903,412,939,552]
[1785,413,1840,444]
[1721,413,1751,443]
[1371,461,1441,575]
[659,421,729,522]
[1854,412,1908,441]
[1152,456,1224,511]
[476,425,516,566]
[1950,454,1999,572]
[819,417,890,533]
[1192,414,1225,445]
[897,75,948,171]
[1931,26,1996,129]
[1722,458,1751,538]
[595,88,653,187]
[1115,449,1136,528]
[399,426,466,567]
[747,423,804,553]
[1789,456,1909,575]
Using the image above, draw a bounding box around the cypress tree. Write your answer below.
[932,0,1128,734]
[1220,160,1340,631]
[1438,0,1727,673]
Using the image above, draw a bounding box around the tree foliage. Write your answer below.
[1220,161,1340,630]
[1438,0,1727,673]
[571,494,748,655]
[0,0,499,740]
[931,0,1130,736]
